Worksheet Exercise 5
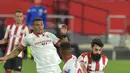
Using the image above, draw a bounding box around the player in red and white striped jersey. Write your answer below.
[59,42,87,73]
[0,10,29,73]
[78,38,108,73]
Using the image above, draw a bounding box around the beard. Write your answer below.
[91,53,101,61]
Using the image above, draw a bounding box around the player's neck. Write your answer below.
[15,23,22,26]
[33,31,44,35]
[64,54,72,63]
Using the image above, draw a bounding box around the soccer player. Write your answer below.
[59,42,87,73]
[78,38,108,73]
[0,10,30,73]
[0,18,68,73]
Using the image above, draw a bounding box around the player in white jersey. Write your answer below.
[78,38,108,73]
[0,10,29,73]
[59,42,87,73]
[0,18,68,73]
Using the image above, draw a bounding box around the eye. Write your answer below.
[95,48,98,51]
[95,48,101,51]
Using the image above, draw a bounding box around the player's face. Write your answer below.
[59,49,64,57]
[92,44,102,54]
[14,12,24,24]
[33,21,44,34]
[35,0,42,5]
[91,44,103,61]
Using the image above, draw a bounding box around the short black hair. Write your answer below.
[15,10,23,14]
[91,38,104,47]
[60,42,72,51]
[32,17,43,25]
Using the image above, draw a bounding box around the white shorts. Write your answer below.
[37,65,61,73]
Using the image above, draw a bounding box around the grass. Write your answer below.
[0,60,130,73]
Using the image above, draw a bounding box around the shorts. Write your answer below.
[4,57,22,71]
[37,65,61,73]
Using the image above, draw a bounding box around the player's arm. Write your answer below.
[103,58,108,73]
[42,7,47,28]
[0,38,8,44]
[48,24,68,46]
[26,8,31,26]
[0,45,23,62]
[0,25,10,44]
[78,54,88,73]
[80,62,88,73]
[59,24,68,42]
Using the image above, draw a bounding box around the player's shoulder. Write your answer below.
[6,24,13,27]
[25,33,33,38]
[22,25,28,28]
[45,32,54,35]
[80,52,90,57]
[102,54,108,59]
[72,55,77,59]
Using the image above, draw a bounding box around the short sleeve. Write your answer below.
[47,32,61,46]
[24,26,30,35]
[104,58,108,68]
[4,25,10,39]
[78,55,85,63]
[21,36,28,47]
[78,54,89,68]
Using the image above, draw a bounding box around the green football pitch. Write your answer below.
[0,60,130,73]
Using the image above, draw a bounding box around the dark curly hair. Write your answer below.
[60,42,71,50]
[91,38,104,47]
[32,17,43,25]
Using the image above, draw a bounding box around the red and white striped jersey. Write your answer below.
[78,52,108,73]
[4,24,29,57]
[63,55,83,73]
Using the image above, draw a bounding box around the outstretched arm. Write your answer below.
[0,39,8,44]
[0,45,23,62]
[59,25,68,42]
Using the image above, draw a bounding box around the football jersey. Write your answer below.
[78,52,108,73]
[4,24,29,57]
[63,55,83,73]
[21,32,61,71]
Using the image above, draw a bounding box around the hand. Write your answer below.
[80,62,88,73]
[0,56,7,63]
[60,24,67,35]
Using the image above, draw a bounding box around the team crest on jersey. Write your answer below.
[33,38,36,41]
[39,9,43,16]
[46,35,49,38]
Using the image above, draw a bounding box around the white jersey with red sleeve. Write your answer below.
[78,52,108,73]
[63,55,83,73]
[21,32,61,73]
[4,24,29,57]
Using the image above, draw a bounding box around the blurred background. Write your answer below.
[0,0,130,73]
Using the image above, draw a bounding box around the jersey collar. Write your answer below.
[33,32,44,37]
[65,55,72,63]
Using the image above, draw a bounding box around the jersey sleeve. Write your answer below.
[104,58,108,69]
[78,53,89,68]
[21,36,28,48]
[4,25,10,39]
[24,26,30,35]
[47,32,61,46]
